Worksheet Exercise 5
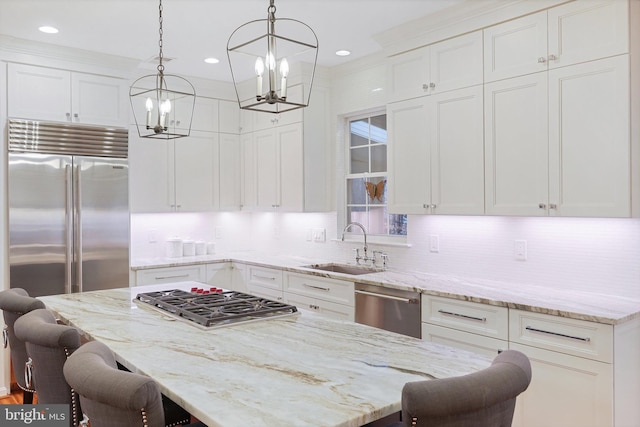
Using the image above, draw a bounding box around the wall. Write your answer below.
[131,212,640,300]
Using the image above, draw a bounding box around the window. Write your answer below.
[345,113,407,237]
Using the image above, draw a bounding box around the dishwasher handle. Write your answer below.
[355,289,419,304]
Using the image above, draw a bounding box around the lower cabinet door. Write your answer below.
[421,323,506,357]
[135,265,204,285]
[509,342,613,427]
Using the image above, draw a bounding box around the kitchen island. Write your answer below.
[40,282,491,427]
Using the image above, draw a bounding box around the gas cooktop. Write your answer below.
[134,287,298,329]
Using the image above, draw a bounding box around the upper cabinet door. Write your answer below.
[219,99,240,134]
[484,73,549,216]
[8,63,71,122]
[387,31,483,103]
[483,11,548,83]
[548,56,630,218]
[429,31,483,94]
[387,46,430,103]
[71,72,128,126]
[548,0,629,70]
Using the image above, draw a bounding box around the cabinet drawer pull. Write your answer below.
[303,283,330,292]
[525,326,591,342]
[155,274,190,280]
[253,274,276,281]
[356,290,417,304]
[438,309,487,323]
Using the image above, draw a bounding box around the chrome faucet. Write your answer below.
[342,222,368,263]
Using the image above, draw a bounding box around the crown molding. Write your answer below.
[373,0,572,57]
[0,35,139,78]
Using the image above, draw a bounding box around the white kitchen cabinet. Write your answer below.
[509,309,615,427]
[484,0,629,83]
[246,266,283,301]
[255,123,304,211]
[240,132,257,211]
[218,133,242,211]
[218,99,240,134]
[283,273,355,321]
[204,263,232,288]
[486,55,630,217]
[135,265,204,286]
[387,31,483,103]
[388,85,484,215]
[421,296,508,357]
[8,63,128,126]
[230,263,248,293]
[129,130,217,212]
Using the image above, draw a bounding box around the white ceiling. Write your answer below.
[0,0,464,81]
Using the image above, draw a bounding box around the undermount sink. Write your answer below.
[301,263,383,276]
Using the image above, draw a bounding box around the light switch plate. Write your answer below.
[514,240,527,260]
[429,235,439,253]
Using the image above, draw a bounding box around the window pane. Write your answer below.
[370,115,387,144]
[350,147,369,174]
[389,214,407,236]
[347,178,367,204]
[347,206,368,228]
[368,206,387,234]
[370,145,387,173]
[350,119,369,147]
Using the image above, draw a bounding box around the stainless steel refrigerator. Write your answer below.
[8,119,130,297]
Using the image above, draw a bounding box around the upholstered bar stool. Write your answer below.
[14,308,82,427]
[0,288,45,404]
[394,349,532,427]
[64,341,204,427]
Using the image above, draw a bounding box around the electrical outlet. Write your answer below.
[148,229,158,243]
[429,235,439,253]
[306,229,313,242]
[215,226,223,239]
[514,240,527,261]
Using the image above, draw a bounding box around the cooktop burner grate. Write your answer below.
[135,289,298,328]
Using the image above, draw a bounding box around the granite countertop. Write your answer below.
[40,282,492,427]
[131,252,640,325]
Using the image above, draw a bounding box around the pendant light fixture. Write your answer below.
[227,0,318,114]
[130,0,196,139]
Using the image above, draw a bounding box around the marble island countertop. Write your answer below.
[131,252,640,325]
[40,282,492,427]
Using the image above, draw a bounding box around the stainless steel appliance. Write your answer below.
[355,282,421,338]
[134,287,299,329]
[8,119,129,297]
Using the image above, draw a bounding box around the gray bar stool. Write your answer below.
[0,288,45,404]
[14,308,82,427]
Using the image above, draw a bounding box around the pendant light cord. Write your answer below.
[157,0,164,74]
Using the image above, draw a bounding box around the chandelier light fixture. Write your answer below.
[227,0,318,114]
[130,0,196,139]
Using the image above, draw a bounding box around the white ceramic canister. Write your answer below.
[206,242,216,254]
[182,240,195,257]
[166,238,183,258]
[195,241,206,256]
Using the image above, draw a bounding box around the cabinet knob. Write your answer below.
[429,82,436,89]
[431,204,436,209]
[538,57,547,64]
[422,83,429,91]
[538,203,547,209]
[423,204,429,209]
[548,54,557,61]
[66,112,71,121]
[549,203,557,210]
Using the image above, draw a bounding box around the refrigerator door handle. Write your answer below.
[65,164,73,294]
[74,163,83,293]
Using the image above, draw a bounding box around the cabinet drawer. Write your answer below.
[285,273,354,306]
[284,292,354,322]
[135,265,204,285]
[422,323,507,358]
[247,283,283,301]
[248,266,283,291]
[422,295,508,340]
[509,309,612,363]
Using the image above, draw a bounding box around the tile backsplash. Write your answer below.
[131,212,640,299]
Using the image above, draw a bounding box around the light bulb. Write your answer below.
[255,58,264,98]
[159,99,171,128]
[279,58,289,99]
[266,51,276,93]
[145,98,153,128]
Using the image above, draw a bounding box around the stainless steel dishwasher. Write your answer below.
[355,283,421,338]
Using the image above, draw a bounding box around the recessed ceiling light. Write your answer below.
[336,50,351,57]
[38,26,59,34]
[204,57,220,64]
